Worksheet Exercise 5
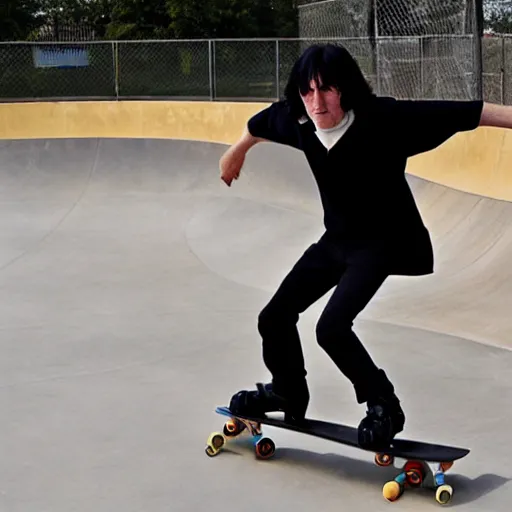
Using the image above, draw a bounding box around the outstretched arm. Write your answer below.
[219,101,301,186]
[219,126,267,187]
[479,102,512,129]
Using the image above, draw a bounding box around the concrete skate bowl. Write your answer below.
[1,100,511,511]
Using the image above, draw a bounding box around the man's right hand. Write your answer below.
[220,145,246,187]
[219,126,266,187]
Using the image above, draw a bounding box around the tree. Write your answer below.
[165,0,297,38]
[2,0,299,40]
[25,0,109,40]
[106,0,172,39]
[485,0,512,33]
[0,0,41,41]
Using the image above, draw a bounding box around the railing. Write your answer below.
[0,36,508,103]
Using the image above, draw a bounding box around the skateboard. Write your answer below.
[206,406,470,506]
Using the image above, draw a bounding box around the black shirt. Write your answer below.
[247,95,484,276]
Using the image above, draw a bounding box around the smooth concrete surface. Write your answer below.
[1,136,512,512]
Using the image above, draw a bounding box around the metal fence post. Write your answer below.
[275,40,280,100]
[472,0,483,100]
[373,0,381,95]
[502,35,506,105]
[420,36,424,98]
[208,40,214,100]
[209,40,217,101]
[111,41,119,99]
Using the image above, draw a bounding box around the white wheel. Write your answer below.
[436,484,453,505]
[205,432,225,457]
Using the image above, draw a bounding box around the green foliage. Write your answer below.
[0,0,42,41]
[485,1,512,33]
[4,0,299,41]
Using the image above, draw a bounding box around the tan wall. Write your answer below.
[1,100,511,201]
[0,100,266,145]
[406,125,512,202]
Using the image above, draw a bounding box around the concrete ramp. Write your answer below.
[365,175,512,349]
[1,129,511,510]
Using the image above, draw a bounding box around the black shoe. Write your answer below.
[229,381,309,424]
[357,394,405,450]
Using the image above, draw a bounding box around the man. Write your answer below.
[219,43,512,449]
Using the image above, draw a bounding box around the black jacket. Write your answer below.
[247,95,484,276]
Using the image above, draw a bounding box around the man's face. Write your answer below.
[300,78,344,130]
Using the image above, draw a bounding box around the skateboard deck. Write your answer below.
[206,406,470,506]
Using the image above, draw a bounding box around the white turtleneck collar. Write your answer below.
[313,110,355,150]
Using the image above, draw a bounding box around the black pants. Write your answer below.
[258,233,395,404]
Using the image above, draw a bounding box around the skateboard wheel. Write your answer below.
[440,462,454,472]
[375,453,394,467]
[223,419,245,437]
[406,469,423,487]
[205,432,225,457]
[255,437,275,459]
[436,484,453,505]
[383,481,403,502]
[205,445,217,457]
[404,461,425,487]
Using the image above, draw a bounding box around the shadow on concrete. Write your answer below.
[445,474,511,507]
[275,448,509,507]
[222,440,509,507]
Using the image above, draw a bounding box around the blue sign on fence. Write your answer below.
[33,47,89,68]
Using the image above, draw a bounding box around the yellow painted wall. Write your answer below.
[1,99,511,201]
[0,100,267,145]
[406,125,512,201]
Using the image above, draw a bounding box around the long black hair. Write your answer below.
[284,44,375,120]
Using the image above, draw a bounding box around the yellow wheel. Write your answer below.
[205,432,225,457]
[383,481,403,502]
[205,445,217,457]
[375,453,394,467]
[436,484,453,505]
[255,437,275,459]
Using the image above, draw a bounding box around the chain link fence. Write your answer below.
[483,34,512,104]
[0,37,510,103]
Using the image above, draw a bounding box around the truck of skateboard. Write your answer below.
[206,406,470,506]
